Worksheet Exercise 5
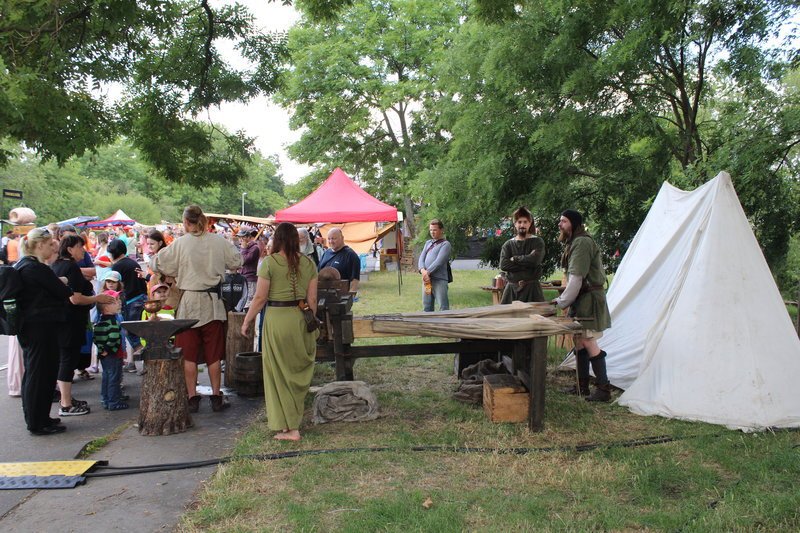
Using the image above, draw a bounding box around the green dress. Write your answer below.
[259,254,318,431]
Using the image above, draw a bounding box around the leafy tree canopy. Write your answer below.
[276,0,466,237]
[421,0,799,273]
[0,0,288,187]
[1,137,287,225]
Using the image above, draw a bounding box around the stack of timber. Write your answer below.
[362,301,578,340]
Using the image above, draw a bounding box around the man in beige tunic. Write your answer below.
[149,206,242,413]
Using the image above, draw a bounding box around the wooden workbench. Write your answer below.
[317,316,566,432]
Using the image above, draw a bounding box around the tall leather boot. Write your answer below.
[561,349,590,396]
[586,350,611,402]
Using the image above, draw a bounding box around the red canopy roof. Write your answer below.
[84,209,136,228]
[275,168,398,223]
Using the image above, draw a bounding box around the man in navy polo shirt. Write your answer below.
[318,228,360,294]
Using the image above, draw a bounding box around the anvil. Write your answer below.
[121,319,198,361]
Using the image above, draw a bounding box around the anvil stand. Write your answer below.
[122,307,198,436]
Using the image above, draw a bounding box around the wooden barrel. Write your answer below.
[233,352,264,397]
[225,312,254,388]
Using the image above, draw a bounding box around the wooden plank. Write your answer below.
[353,318,406,338]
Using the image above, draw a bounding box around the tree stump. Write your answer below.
[138,357,192,436]
[225,311,254,389]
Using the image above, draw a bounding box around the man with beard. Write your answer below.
[499,207,545,304]
[552,209,612,402]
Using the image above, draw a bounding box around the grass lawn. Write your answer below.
[179,270,800,532]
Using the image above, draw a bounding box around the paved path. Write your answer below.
[0,334,262,532]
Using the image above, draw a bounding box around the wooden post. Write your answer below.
[138,357,192,436]
[225,311,253,389]
[529,337,548,432]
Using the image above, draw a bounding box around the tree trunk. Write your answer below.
[138,358,192,436]
[225,311,254,389]
[403,195,416,239]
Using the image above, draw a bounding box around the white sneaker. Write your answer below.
[59,404,90,416]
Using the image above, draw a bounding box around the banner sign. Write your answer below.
[2,189,23,200]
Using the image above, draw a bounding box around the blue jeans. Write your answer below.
[122,297,145,350]
[101,357,123,408]
[422,277,449,312]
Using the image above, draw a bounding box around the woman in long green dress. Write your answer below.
[242,223,318,441]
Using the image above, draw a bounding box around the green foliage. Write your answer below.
[1,138,287,224]
[0,0,288,186]
[420,0,799,283]
[276,0,465,235]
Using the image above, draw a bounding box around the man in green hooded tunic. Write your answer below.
[552,209,612,402]
[499,206,545,304]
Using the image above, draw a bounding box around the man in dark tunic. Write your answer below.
[552,209,613,402]
[499,207,545,304]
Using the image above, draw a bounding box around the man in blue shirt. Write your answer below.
[418,219,451,312]
[318,227,360,294]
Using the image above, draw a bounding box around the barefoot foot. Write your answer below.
[273,430,301,441]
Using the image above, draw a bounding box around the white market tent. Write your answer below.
[563,171,800,431]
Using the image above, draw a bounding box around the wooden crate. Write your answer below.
[483,374,529,423]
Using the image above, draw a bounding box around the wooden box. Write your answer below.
[483,374,529,423]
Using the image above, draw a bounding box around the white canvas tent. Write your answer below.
[562,172,800,431]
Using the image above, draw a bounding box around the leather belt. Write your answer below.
[580,284,605,294]
[267,300,301,307]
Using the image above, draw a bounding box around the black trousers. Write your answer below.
[18,321,61,431]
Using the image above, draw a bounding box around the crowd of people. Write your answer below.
[6,204,611,438]
[4,206,365,438]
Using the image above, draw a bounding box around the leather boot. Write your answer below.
[187,395,201,413]
[210,393,230,412]
[585,383,612,402]
[561,378,590,396]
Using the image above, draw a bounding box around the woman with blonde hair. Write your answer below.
[15,228,72,434]
[241,223,318,441]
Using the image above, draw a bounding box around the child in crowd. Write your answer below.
[100,269,124,294]
[141,283,175,320]
[94,290,129,410]
[136,283,176,376]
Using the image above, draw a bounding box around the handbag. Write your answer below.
[290,261,320,332]
[298,299,320,332]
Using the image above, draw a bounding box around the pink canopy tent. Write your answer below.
[275,168,398,223]
[82,209,136,228]
[276,168,402,293]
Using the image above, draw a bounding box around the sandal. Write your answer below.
[78,370,94,381]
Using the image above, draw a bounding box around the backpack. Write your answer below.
[220,272,246,313]
[0,264,24,335]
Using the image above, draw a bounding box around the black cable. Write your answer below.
[84,433,692,478]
